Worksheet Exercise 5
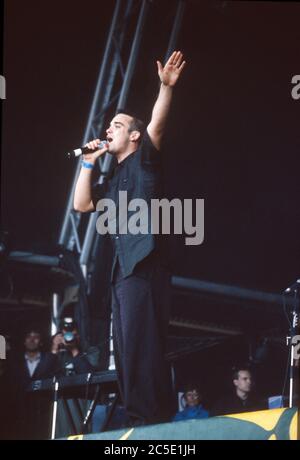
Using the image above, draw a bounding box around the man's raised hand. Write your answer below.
[157,51,186,87]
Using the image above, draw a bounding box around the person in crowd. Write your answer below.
[211,366,267,416]
[8,330,59,439]
[173,383,209,422]
[51,318,93,375]
[11,330,58,388]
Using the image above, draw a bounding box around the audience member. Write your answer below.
[11,330,58,389]
[8,330,58,439]
[173,383,209,422]
[211,366,267,416]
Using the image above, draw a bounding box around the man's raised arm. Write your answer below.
[147,51,186,150]
[73,140,108,212]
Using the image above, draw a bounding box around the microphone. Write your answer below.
[67,140,108,159]
[284,279,300,294]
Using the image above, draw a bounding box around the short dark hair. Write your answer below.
[24,330,41,339]
[24,330,43,348]
[232,366,252,381]
[183,382,202,397]
[116,109,145,137]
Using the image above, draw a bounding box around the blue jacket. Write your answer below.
[173,405,210,422]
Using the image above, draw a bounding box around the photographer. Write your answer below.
[51,318,93,375]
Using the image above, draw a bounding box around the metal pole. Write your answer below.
[172,276,288,306]
[95,0,134,132]
[289,344,295,408]
[117,0,150,110]
[51,293,60,336]
[59,0,123,247]
[79,0,135,268]
[80,0,150,268]
[108,314,115,370]
[50,379,59,440]
[165,0,186,62]
[289,303,299,407]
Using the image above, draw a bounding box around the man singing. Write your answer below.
[74,51,186,425]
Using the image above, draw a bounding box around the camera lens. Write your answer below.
[63,317,74,332]
[64,332,75,343]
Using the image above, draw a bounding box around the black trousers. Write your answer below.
[111,252,172,424]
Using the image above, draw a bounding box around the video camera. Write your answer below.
[62,317,77,344]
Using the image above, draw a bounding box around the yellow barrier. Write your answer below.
[67,407,298,440]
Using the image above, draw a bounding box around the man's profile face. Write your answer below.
[24,332,41,352]
[184,389,201,407]
[106,113,138,154]
[233,370,252,394]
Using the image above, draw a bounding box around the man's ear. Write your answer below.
[130,130,141,142]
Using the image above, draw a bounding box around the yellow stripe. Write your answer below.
[68,434,84,440]
[224,408,287,431]
[119,428,134,440]
[289,411,298,440]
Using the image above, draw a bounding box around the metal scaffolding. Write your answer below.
[58,0,186,277]
[59,0,140,253]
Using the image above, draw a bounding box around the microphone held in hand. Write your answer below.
[67,140,108,159]
[284,279,300,294]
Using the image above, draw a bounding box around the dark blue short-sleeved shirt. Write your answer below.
[92,130,163,279]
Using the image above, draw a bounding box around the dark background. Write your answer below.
[1,0,300,406]
[2,0,300,291]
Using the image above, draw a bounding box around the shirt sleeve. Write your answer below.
[139,129,161,167]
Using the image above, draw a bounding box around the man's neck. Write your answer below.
[236,389,249,401]
[25,350,40,361]
[116,146,138,164]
